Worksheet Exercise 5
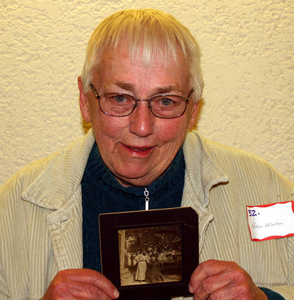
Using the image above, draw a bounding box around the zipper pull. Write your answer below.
[144,188,150,210]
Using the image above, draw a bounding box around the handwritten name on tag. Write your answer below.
[246,201,294,241]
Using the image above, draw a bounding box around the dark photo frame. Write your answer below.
[99,207,198,300]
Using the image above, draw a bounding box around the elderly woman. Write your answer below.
[0,9,293,300]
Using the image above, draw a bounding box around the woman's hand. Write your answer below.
[42,268,119,300]
[189,259,268,300]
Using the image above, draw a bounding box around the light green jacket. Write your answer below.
[0,129,293,299]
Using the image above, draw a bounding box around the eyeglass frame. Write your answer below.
[89,83,194,119]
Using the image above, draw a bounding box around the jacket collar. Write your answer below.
[183,130,228,208]
[21,129,96,210]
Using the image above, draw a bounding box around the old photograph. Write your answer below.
[118,225,182,287]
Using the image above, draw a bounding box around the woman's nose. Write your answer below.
[128,100,154,137]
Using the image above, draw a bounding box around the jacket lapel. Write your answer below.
[46,188,83,270]
[182,131,228,253]
[21,130,95,271]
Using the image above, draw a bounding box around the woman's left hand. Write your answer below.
[189,259,268,300]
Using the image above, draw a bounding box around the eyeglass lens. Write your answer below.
[99,93,187,118]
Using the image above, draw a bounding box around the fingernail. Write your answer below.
[114,289,120,298]
[188,284,194,293]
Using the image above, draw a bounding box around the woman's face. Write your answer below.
[79,45,198,187]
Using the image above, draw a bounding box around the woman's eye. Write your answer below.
[160,97,172,106]
[114,95,126,103]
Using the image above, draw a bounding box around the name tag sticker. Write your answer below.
[246,201,294,241]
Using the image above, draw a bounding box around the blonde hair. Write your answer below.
[81,9,204,102]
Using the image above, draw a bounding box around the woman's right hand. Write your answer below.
[42,268,119,300]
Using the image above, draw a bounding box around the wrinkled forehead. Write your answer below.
[93,41,191,92]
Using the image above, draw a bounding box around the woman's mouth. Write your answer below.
[129,146,151,152]
[123,144,154,156]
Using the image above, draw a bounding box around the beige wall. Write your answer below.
[1,0,293,186]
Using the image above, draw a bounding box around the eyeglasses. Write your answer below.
[89,83,194,119]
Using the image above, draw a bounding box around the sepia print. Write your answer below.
[118,225,182,286]
[99,207,198,299]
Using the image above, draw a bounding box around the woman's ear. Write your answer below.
[78,76,91,123]
[187,102,199,130]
